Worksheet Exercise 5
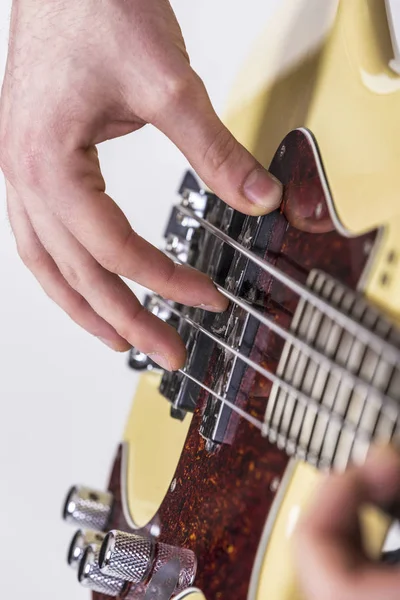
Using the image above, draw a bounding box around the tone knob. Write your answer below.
[99,530,197,595]
[78,545,126,596]
[63,486,113,531]
[67,529,105,569]
[99,530,154,583]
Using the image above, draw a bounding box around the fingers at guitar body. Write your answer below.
[37,148,227,312]
[153,72,282,216]
[23,199,186,370]
[6,184,130,351]
[295,447,400,600]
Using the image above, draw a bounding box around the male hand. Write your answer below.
[295,447,400,600]
[0,0,282,370]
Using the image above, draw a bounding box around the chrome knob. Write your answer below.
[63,486,113,531]
[67,529,105,569]
[78,545,126,596]
[99,530,154,583]
[99,529,197,595]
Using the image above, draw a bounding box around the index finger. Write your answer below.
[30,146,228,312]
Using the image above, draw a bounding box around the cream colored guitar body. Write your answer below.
[122,1,400,598]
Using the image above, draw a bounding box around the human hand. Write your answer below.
[0,0,282,370]
[295,447,400,600]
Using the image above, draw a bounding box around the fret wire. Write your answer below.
[178,203,400,364]
[163,250,398,420]
[313,294,361,466]
[158,296,375,444]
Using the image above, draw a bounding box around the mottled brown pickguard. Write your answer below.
[94,131,376,600]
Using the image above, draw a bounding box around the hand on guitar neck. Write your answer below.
[0,0,285,371]
[295,446,400,600]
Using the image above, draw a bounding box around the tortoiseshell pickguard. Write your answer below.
[94,130,376,600]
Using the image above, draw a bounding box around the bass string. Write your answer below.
[179,365,336,468]
[157,296,375,445]
[159,204,399,449]
[178,368,264,432]
[178,203,400,365]
[162,252,397,421]
[178,367,366,470]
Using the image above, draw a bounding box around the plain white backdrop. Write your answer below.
[0,1,280,598]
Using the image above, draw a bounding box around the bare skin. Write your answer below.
[295,447,400,600]
[0,0,283,370]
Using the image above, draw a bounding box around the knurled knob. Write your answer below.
[99,530,154,583]
[67,529,105,569]
[63,485,113,531]
[78,545,126,596]
[99,529,197,595]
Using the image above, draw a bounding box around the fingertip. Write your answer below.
[99,336,132,352]
[168,337,187,371]
[366,444,400,466]
[242,168,283,215]
[173,265,229,311]
[194,273,229,312]
[148,322,187,372]
[148,344,186,372]
[194,286,229,313]
[362,445,400,504]
[115,341,133,353]
[214,289,230,312]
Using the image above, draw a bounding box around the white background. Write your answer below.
[0,1,280,598]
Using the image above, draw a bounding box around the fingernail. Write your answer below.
[148,353,173,371]
[194,303,227,313]
[243,168,282,210]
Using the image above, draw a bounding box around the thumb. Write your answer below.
[154,71,282,216]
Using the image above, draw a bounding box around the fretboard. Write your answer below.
[264,269,400,471]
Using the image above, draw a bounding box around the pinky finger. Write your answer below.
[6,182,130,352]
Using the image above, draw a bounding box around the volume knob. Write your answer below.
[78,546,126,596]
[99,530,197,595]
[99,530,154,583]
[63,486,113,531]
[67,529,105,569]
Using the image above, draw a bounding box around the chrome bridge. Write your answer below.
[265,269,400,471]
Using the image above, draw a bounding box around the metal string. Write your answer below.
[159,204,400,457]
[178,367,331,467]
[177,369,264,431]
[178,203,400,365]
[163,251,398,420]
[157,296,376,444]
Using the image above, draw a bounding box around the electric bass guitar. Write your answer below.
[61,1,400,598]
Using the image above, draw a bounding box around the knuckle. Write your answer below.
[58,261,83,291]
[17,239,46,272]
[152,68,202,117]
[19,142,46,188]
[0,118,50,188]
[98,229,136,275]
[203,127,237,174]
[116,305,145,342]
